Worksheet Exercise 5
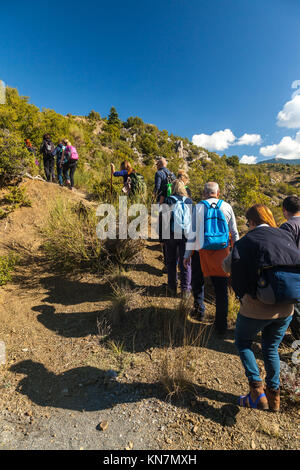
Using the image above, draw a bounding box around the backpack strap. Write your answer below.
[216,199,223,209]
[200,200,210,209]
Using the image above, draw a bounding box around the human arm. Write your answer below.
[228,206,239,244]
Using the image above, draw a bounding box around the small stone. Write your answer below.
[99,420,109,431]
[192,425,198,434]
[251,440,256,449]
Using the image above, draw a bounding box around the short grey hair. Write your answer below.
[156,157,167,167]
[204,182,219,196]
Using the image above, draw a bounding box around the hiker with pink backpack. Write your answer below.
[60,139,79,190]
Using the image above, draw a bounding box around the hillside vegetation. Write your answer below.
[1,86,300,229]
[0,88,299,450]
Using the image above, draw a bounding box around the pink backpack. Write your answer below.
[66,145,79,161]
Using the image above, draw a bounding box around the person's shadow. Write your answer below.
[10,360,240,427]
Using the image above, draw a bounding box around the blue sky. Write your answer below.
[1,0,300,162]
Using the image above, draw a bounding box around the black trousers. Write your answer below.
[43,157,55,182]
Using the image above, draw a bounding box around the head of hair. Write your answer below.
[63,139,71,146]
[171,179,188,197]
[156,157,167,168]
[204,182,219,197]
[120,160,133,172]
[246,204,277,228]
[177,169,189,185]
[43,133,51,140]
[282,196,300,215]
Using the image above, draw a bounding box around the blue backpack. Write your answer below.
[170,195,192,237]
[201,200,229,250]
[257,266,300,305]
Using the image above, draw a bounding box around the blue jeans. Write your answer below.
[235,313,292,389]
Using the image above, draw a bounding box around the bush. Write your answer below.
[0,254,18,286]
[42,198,103,272]
[0,132,35,187]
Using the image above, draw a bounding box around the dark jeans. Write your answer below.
[291,302,300,339]
[235,313,292,389]
[57,162,63,186]
[191,255,228,331]
[63,161,77,187]
[43,157,55,182]
[165,238,191,293]
[211,276,228,333]
[191,251,205,314]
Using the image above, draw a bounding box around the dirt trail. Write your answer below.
[0,179,299,450]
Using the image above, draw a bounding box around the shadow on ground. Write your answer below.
[10,360,240,427]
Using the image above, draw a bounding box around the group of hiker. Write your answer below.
[25,134,79,189]
[25,143,300,412]
[113,155,300,413]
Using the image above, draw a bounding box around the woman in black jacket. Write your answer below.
[225,204,298,412]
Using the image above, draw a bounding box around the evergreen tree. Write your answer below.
[108,107,121,127]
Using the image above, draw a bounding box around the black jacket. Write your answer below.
[231,226,300,299]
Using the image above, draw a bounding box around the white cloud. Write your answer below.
[192,129,236,151]
[240,155,257,164]
[236,133,262,146]
[277,94,300,129]
[260,131,300,159]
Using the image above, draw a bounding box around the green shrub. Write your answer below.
[0,254,18,286]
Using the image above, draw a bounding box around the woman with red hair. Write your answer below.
[224,204,300,412]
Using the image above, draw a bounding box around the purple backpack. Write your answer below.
[66,145,79,161]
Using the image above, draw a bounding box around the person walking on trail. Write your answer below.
[60,140,78,190]
[154,158,176,271]
[110,161,146,197]
[280,196,300,340]
[184,182,239,335]
[161,179,193,297]
[52,140,66,186]
[40,134,55,182]
[223,204,298,412]
[154,157,176,203]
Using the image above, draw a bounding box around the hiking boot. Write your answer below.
[190,305,205,322]
[265,387,280,412]
[239,381,269,410]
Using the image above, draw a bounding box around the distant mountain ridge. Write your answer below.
[259,157,300,165]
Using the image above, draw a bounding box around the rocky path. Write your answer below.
[0,179,299,450]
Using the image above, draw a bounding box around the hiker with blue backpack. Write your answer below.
[223,204,299,412]
[184,182,239,334]
[162,179,193,297]
[52,140,66,186]
[60,139,79,190]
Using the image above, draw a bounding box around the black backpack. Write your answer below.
[160,168,176,198]
[43,140,55,158]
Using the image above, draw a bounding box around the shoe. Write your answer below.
[239,381,269,410]
[265,387,280,412]
[190,305,205,322]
